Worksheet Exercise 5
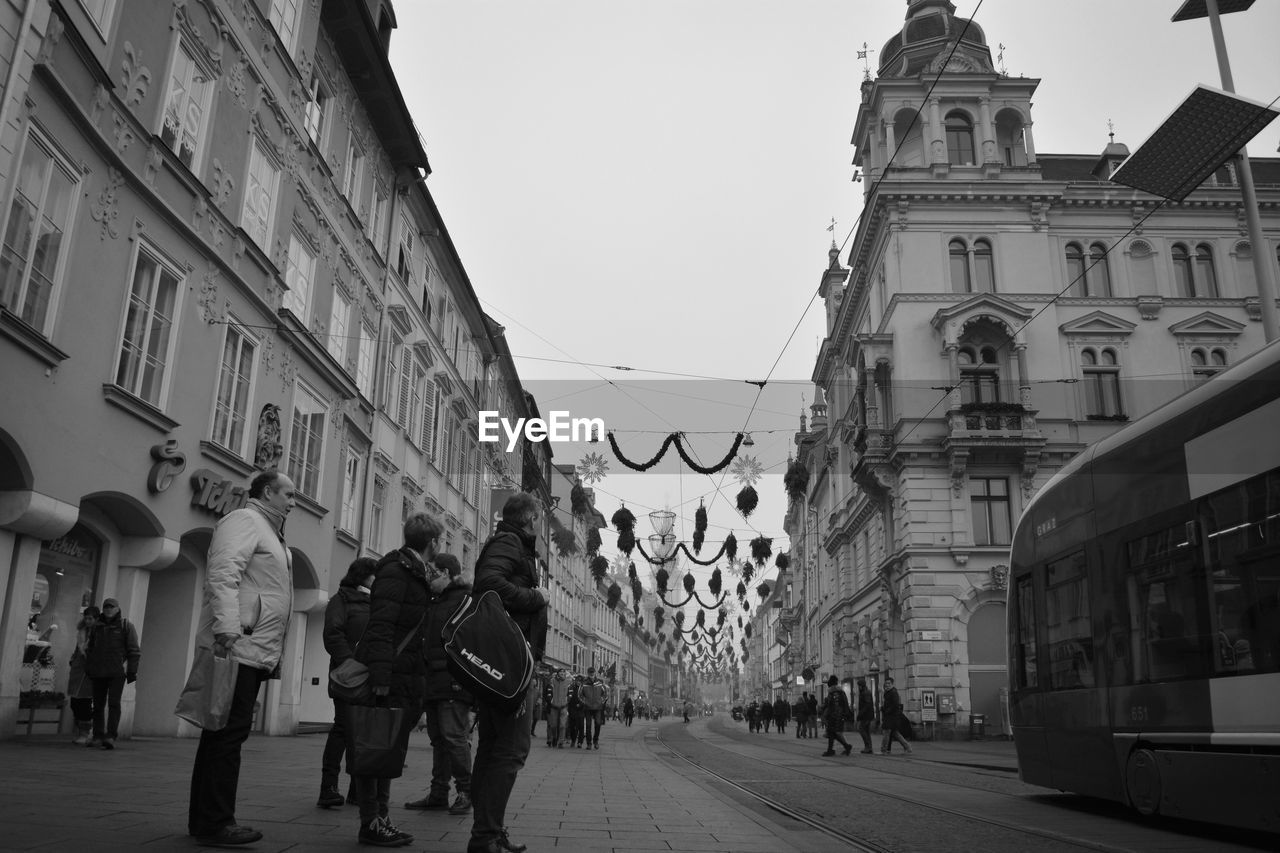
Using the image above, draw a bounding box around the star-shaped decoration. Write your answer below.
[730,455,763,487]
[576,451,610,484]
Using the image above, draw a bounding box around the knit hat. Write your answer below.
[827,675,838,687]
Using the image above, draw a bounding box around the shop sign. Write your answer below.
[190,468,249,516]
[921,688,937,722]
[41,531,98,561]
[920,630,943,641]
[146,440,188,493]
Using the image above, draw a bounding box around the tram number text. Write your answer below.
[1129,705,1149,723]
[1035,517,1057,537]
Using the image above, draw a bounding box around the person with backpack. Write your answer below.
[467,493,549,853]
[85,598,141,750]
[579,667,604,748]
[317,557,377,809]
[821,676,853,756]
[880,675,913,755]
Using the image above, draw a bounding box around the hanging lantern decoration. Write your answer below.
[630,575,643,604]
[784,458,811,503]
[708,567,722,597]
[655,567,669,594]
[756,581,771,600]
[745,623,753,639]
[736,581,746,600]
[749,535,773,567]
[612,505,637,555]
[693,502,708,554]
[618,528,636,555]
[590,555,609,582]
[775,552,790,571]
[742,562,754,583]
[717,609,727,627]
[606,582,621,610]
[735,485,759,518]
[683,573,696,595]
[695,609,706,628]
[724,531,738,563]
[585,526,602,556]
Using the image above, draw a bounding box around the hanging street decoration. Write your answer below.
[590,554,609,581]
[585,526,602,556]
[757,581,772,600]
[608,431,745,474]
[606,582,622,610]
[775,552,790,570]
[693,502,708,554]
[611,505,636,554]
[749,535,773,567]
[576,451,610,485]
[735,485,759,518]
[570,482,590,517]
[730,454,764,487]
[653,567,729,610]
[784,458,810,503]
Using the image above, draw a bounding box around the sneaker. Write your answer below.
[100,738,115,750]
[821,749,836,756]
[317,787,345,809]
[72,732,90,746]
[359,815,412,847]
[904,746,914,754]
[403,793,449,810]
[861,749,874,754]
[448,792,472,815]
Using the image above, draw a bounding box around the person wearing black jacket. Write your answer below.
[317,557,377,809]
[467,492,549,853]
[85,598,140,749]
[349,512,441,847]
[403,552,474,815]
[855,677,876,754]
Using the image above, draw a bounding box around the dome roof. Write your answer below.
[879,0,994,78]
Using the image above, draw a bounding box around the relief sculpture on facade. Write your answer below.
[254,403,283,471]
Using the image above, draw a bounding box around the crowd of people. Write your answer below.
[736,674,915,757]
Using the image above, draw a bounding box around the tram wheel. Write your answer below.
[1124,748,1162,817]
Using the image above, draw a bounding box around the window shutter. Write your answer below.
[420,378,436,456]
[397,348,413,427]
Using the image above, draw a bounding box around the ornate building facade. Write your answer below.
[786,0,1280,736]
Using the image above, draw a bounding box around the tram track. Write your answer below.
[650,718,1235,853]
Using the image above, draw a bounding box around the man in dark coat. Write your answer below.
[404,553,474,816]
[85,597,140,749]
[467,492,549,853]
[879,675,913,754]
[855,677,876,754]
[317,557,377,808]
[759,695,774,733]
[772,695,789,735]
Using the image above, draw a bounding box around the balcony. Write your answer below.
[948,401,1036,435]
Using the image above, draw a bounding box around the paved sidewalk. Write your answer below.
[0,716,849,852]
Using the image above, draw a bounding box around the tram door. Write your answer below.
[968,602,1007,733]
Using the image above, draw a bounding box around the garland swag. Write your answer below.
[607,432,745,475]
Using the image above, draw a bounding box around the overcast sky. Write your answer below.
[388,1,1280,598]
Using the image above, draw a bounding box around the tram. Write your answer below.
[1007,340,1280,832]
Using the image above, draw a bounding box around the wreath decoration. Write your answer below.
[607,432,745,475]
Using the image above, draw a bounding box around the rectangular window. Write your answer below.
[115,245,181,407]
[269,0,303,55]
[970,477,1012,546]
[369,477,386,552]
[1044,551,1093,689]
[343,135,364,206]
[0,130,78,333]
[327,288,350,365]
[370,187,389,249]
[211,322,256,455]
[356,324,375,399]
[281,235,315,319]
[242,140,279,249]
[382,330,403,412]
[339,446,363,533]
[303,72,328,147]
[77,0,117,33]
[287,382,326,499]
[396,212,415,282]
[409,361,426,444]
[1013,574,1037,688]
[160,41,212,169]
[1126,523,1204,682]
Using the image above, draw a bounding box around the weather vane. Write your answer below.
[856,42,874,81]
[997,43,1007,76]
[1107,118,1115,143]
[826,216,837,247]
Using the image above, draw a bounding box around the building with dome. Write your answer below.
[783,0,1280,736]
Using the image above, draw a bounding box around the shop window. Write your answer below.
[25,526,101,715]
[287,381,327,500]
[0,128,80,335]
[211,321,257,456]
[160,40,214,170]
[945,111,976,166]
[1081,347,1123,418]
[115,243,182,407]
[970,476,1011,546]
[1044,551,1094,689]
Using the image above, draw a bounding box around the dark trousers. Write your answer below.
[321,699,351,793]
[567,708,582,744]
[826,720,851,752]
[353,701,419,824]
[858,719,874,750]
[469,689,533,849]
[188,664,267,836]
[90,676,125,739]
[582,709,601,745]
[424,698,472,797]
[70,696,93,724]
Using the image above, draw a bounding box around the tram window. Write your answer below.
[1044,551,1094,689]
[1013,575,1038,688]
[1127,525,1208,682]
[1203,468,1280,673]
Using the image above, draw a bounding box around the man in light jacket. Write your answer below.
[187,471,295,848]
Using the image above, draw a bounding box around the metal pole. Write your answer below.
[1205,0,1280,342]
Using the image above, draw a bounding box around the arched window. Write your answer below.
[1089,243,1112,297]
[1234,241,1256,296]
[1172,243,1194,297]
[1081,346,1122,417]
[1191,346,1228,383]
[973,239,995,292]
[945,111,975,166]
[949,239,971,293]
[958,345,1001,404]
[1195,243,1218,297]
[1065,243,1086,295]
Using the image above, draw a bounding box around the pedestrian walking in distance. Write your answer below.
[85,597,140,750]
[821,676,854,757]
[856,677,876,754]
[187,471,295,848]
[317,557,377,809]
[67,605,100,745]
[880,676,913,755]
[467,492,550,853]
